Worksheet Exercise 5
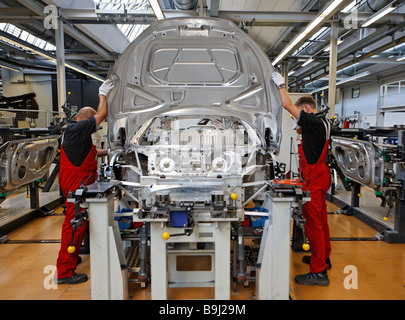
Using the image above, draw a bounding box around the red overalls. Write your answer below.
[56,145,97,279]
[298,128,332,273]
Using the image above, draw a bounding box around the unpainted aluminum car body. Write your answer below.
[107,17,282,212]
[0,136,59,193]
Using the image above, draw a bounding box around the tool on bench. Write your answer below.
[270,179,310,251]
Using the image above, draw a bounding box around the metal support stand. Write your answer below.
[147,215,233,300]
[79,181,128,300]
[351,182,361,208]
[256,190,309,300]
[29,181,40,209]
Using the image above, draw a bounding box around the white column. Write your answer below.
[55,8,66,113]
[214,221,231,300]
[328,19,338,119]
[150,222,168,300]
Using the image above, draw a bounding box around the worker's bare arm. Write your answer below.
[271,71,302,119]
[94,94,108,126]
[96,148,108,157]
[278,87,301,119]
[94,79,114,126]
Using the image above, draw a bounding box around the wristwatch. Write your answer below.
[278,84,286,89]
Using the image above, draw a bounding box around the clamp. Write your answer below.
[67,184,88,254]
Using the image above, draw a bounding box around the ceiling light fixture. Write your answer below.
[361,1,396,27]
[302,57,315,66]
[0,63,21,72]
[65,62,105,82]
[324,39,344,51]
[0,35,105,82]
[341,0,357,13]
[148,0,165,20]
[272,0,345,66]
[310,71,371,93]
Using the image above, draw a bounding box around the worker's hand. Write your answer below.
[272,72,285,88]
[99,79,114,96]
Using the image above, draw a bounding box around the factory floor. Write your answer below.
[0,202,404,300]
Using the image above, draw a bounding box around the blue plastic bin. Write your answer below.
[170,211,188,227]
[115,216,133,229]
[115,208,133,229]
[246,206,268,228]
[250,216,268,228]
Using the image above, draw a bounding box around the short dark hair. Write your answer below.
[295,96,317,109]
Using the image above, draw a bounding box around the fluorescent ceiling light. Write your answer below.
[0,34,104,82]
[272,0,344,66]
[324,39,344,51]
[397,55,405,61]
[337,71,371,85]
[361,1,396,27]
[0,63,21,72]
[341,0,357,13]
[310,71,371,93]
[148,0,165,19]
[65,62,105,82]
[302,57,315,66]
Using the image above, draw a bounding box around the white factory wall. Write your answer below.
[335,74,405,129]
[1,68,56,128]
[1,68,53,113]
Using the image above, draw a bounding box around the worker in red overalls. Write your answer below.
[272,72,332,286]
[54,79,114,284]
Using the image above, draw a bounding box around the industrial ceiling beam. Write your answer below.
[271,0,354,67]
[12,0,115,60]
[0,29,106,81]
[1,8,403,27]
[289,21,405,88]
[292,33,405,90]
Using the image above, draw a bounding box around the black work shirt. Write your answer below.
[297,110,329,164]
[61,116,97,167]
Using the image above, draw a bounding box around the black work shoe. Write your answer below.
[302,255,332,269]
[295,269,329,286]
[54,273,88,285]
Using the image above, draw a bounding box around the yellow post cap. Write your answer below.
[383,217,388,222]
[302,243,310,251]
[67,246,75,253]
[162,232,170,240]
[230,193,238,200]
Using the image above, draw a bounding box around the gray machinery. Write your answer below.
[0,135,60,238]
[0,136,59,196]
[0,92,58,206]
[0,90,87,235]
[328,125,405,243]
[69,17,309,300]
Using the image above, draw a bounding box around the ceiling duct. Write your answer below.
[173,0,198,10]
